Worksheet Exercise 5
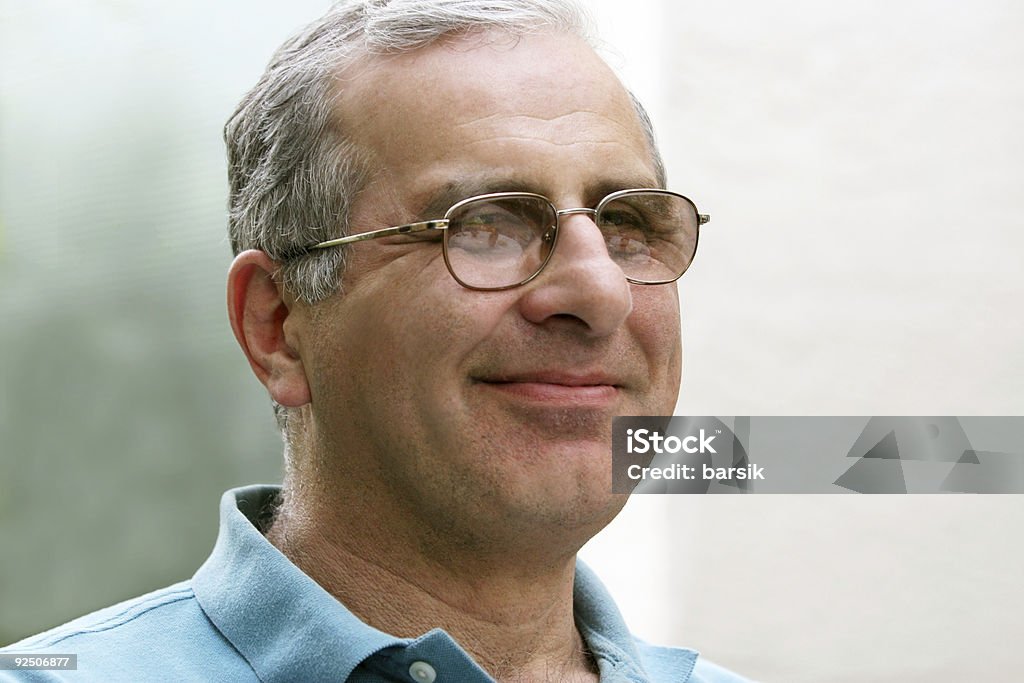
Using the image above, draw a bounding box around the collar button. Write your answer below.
[408,660,437,683]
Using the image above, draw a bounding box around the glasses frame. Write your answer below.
[307,188,710,291]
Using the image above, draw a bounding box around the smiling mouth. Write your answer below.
[475,374,621,406]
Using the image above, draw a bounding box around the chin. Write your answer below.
[495,464,626,531]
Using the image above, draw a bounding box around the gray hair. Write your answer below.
[225,0,666,434]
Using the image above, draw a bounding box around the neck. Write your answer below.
[266,486,599,682]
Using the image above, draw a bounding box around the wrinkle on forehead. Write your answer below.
[340,31,639,130]
[336,30,658,204]
[462,135,640,151]
[454,110,642,140]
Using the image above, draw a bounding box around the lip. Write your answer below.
[475,371,622,406]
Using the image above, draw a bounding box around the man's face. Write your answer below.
[297,31,682,548]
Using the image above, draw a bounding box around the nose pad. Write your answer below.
[536,224,557,262]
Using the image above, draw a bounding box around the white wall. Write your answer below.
[581,2,1024,681]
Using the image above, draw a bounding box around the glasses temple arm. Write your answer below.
[309,219,450,250]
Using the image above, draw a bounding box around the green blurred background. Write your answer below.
[0,0,326,644]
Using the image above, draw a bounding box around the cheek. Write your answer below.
[629,286,683,400]
[630,285,681,350]
[314,265,511,406]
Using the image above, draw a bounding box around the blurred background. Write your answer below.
[1,1,1022,681]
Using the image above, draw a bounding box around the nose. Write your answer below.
[517,212,633,337]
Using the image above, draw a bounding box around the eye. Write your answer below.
[462,211,522,234]
[599,208,647,229]
[448,221,533,263]
[448,203,539,257]
[448,225,526,255]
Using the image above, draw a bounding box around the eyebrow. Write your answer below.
[416,174,663,219]
[418,178,530,219]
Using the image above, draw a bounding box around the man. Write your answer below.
[1,1,745,681]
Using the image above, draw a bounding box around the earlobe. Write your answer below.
[227,250,312,408]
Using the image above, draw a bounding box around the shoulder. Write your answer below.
[0,582,255,682]
[636,640,754,683]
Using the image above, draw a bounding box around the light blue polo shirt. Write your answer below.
[1,486,748,682]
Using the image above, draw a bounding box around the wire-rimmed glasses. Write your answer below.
[307,189,709,291]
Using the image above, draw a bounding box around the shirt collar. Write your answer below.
[573,561,699,682]
[192,485,699,682]
[192,485,405,682]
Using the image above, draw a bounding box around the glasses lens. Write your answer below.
[444,195,556,289]
[596,191,699,283]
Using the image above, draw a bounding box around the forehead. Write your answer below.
[335,31,657,201]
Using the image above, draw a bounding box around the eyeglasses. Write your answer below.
[307,189,709,291]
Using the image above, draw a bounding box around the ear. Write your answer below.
[227,250,312,408]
